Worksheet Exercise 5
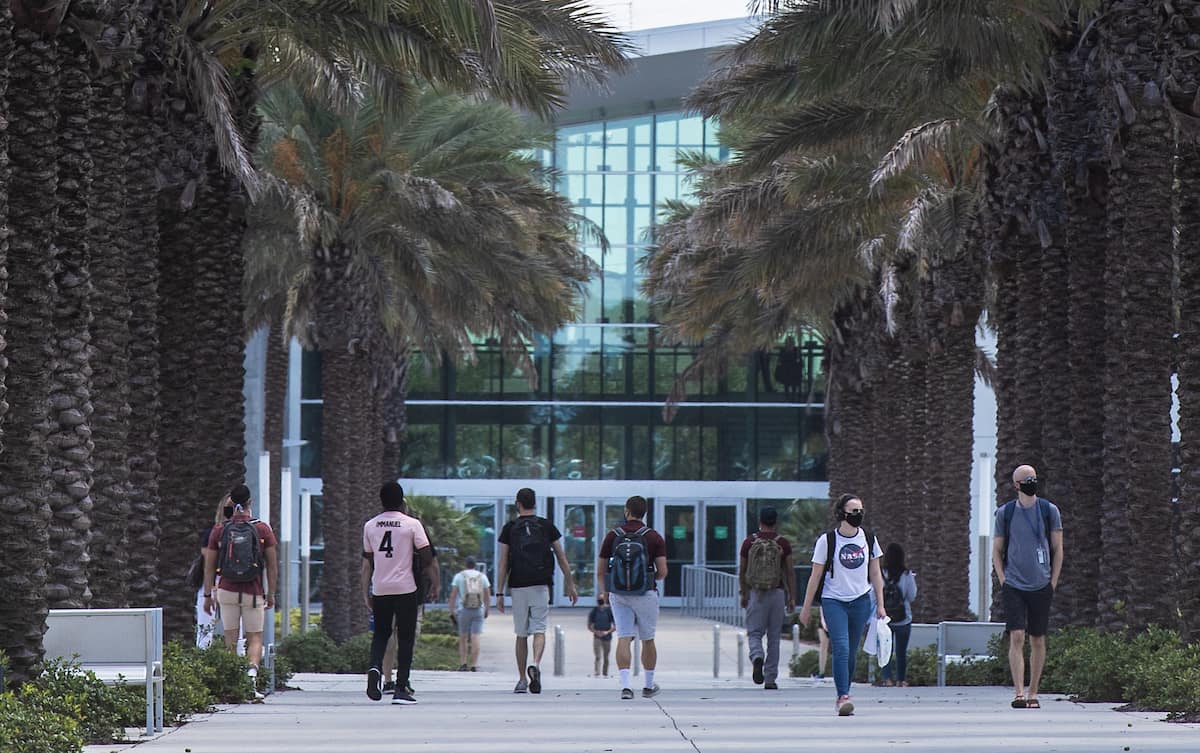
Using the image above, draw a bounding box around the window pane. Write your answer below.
[301,349,321,400]
[300,404,322,477]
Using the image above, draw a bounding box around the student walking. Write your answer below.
[496,488,578,694]
[202,485,278,699]
[448,556,491,671]
[799,494,886,716]
[878,543,918,687]
[596,495,667,700]
[361,482,438,705]
[588,594,616,677]
[992,464,1063,710]
[739,506,795,690]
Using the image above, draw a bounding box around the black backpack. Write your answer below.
[591,606,613,632]
[882,574,907,622]
[217,519,264,583]
[607,526,653,595]
[1000,498,1053,566]
[509,517,554,583]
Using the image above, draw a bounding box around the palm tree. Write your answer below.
[251,87,598,640]
[0,1,65,682]
[46,3,100,611]
[1096,1,1177,630]
[86,0,137,610]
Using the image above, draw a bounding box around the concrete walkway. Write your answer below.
[86,610,1199,753]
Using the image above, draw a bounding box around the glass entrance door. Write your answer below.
[656,501,699,606]
[558,499,598,604]
[703,503,740,576]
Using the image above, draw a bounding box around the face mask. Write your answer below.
[223,505,235,519]
[1019,479,1038,497]
[843,510,864,527]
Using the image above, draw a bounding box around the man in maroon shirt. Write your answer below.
[203,484,278,689]
[596,495,667,700]
[739,507,794,689]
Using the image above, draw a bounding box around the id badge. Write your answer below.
[1036,547,1046,565]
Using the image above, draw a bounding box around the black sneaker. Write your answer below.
[642,684,661,698]
[764,681,779,690]
[391,691,417,705]
[457,664,469,672]
[366,668,382,701]
[382,681,396,694]
[527,665,542,694]
[620,688,634,700]
[752,657,764,685]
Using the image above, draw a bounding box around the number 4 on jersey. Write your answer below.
[380,530,394,558]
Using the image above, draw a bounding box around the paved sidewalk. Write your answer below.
[85,611,1199,753]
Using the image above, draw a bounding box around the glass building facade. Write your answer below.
[271,19,838,607]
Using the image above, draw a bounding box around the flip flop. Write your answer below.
[1026,698,1041,709]
[1011,696,1027,709]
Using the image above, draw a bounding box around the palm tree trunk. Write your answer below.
[1048,28,1106,628]
[0,25,58,683]
[1168,0,1200,641]
[86,48,134,609]
[124,99,164,609]
[319,344,371,642]
[155,125,209,639]
[380,345,410,480]
[45,19,95,610]
[1101,3,1177,630]
[263,324,288,533]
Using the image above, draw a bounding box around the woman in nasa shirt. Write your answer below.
[798,494,886,717]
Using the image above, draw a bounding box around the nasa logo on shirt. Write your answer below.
[838,543,866,570]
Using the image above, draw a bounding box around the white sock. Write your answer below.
[619,669,631,689]
[643,669,655,689]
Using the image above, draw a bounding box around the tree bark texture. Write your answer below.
[46,22,95,610]
[0,27,58,683]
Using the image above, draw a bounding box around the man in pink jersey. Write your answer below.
[361,482,438,705]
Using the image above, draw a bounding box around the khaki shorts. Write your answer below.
[510,585,550,637]
[216,589,266,633]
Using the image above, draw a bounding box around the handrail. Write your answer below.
[681,565,743,628]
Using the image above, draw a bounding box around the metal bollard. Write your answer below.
[633,638,641,676]
[554,625,565,677]
[737,632,745,679]
[712,624,720,678]
[792,623,801,656]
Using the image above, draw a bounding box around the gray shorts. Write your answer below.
[510,585,550,637]
[457,607,484,636]
[610,591,659,641]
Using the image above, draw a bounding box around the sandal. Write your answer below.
[1026,698,1041,709]
[1011,696,1027,709]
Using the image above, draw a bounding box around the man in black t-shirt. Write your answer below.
[496,488,577,694]
[588,594,616,676]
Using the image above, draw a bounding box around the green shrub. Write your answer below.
[789,649,819,677]
[198,645,254,703]
[413,634,460,671]
[277,630,344,673]
[269,654,295,690]
[1131,642,1200,715]
[782,609,822,642]
[338,633,374,674]
[275,607,321,633]
[422,609,456,636]
[0,689,86,753]
[162,642,214,724]
[27,659,142,743]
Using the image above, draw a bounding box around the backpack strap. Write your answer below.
[824,529,837,579]
[1001,500,1016,564]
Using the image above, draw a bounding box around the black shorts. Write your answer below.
[1001,583,1053,637]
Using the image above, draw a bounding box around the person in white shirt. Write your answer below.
[799,494,886,717]
[448,557,491,671]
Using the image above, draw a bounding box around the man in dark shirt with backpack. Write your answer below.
[596,495,667,700]
[496,488,577,694]
[739,507,794,690]
[203,484,278,696]
[588,594,616,677]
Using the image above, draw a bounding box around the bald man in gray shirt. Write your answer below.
[992,464,1063,710]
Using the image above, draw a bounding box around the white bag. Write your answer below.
[874,616,893,667]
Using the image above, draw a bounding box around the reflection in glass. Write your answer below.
[705,505,738,574]
[562,503,597,597]
[300,404,323,477]
[661,504,696,597]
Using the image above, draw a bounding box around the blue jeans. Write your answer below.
[881,622,911,683]
[821,593,873,697]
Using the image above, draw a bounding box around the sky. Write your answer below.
[590,0,752,30]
